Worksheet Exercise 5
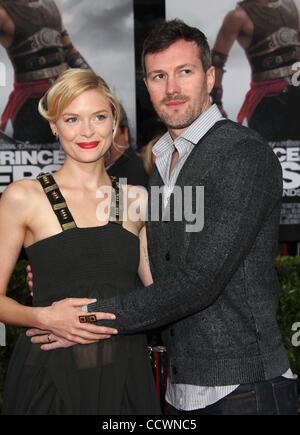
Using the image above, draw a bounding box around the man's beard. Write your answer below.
[155,95,195,130]
[157,97,209,130]
[160,107,196,130]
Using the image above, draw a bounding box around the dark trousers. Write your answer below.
[166,377,298,415]
[248,86,300,142]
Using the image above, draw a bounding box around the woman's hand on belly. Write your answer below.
[35,297,118,345]
[26,328,102,350]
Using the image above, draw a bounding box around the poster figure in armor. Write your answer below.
[0,0,91,144]
[211,0,300,249]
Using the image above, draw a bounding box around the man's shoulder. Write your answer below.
[214,119,263,139]
[209,119,267,148]
[205,120,281,170]
[209,120,282,180]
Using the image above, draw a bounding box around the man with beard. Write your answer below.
[27,20,298,415]
[0,0,91,143]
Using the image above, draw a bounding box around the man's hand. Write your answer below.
[36,298,118,344]
[26,264,33,296]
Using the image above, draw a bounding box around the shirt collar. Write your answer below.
[152,104,223,157]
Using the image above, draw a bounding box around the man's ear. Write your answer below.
[206,66,216,94]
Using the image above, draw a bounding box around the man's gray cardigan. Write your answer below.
[89,120,290,386]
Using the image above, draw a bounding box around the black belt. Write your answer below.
[250,47,300,74]
[15,63,68,82]
[13,50,66,74]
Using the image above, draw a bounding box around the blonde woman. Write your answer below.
[0,69,160,415]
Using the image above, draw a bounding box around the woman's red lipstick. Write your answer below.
[76,141,99,149]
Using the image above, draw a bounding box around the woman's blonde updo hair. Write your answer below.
[38,69,121,132]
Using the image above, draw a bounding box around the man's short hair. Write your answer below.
[142,19,212,76]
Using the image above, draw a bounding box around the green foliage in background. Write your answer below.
[0,257,299,411]
[276,256,300,377]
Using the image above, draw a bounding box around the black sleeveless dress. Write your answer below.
[2,173,160,415]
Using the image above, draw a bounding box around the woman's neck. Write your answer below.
[55,159,110,191]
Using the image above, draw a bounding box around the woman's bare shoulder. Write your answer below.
[1,179,41,206]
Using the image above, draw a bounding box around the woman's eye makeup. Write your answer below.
[95,114,107,121]
[64,116,77,123]
[62,113,108,123]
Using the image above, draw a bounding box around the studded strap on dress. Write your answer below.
[109,175,123,224]
[37,172,77,231]
[37,172,123,229]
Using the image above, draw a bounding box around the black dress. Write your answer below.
[2,173,160,415]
